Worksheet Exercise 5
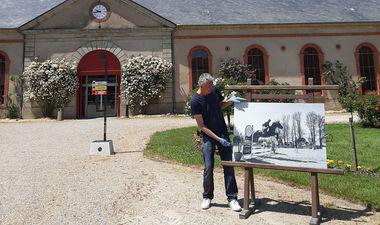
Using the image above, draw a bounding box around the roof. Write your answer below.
[1,0,380,28]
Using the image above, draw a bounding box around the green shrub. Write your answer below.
[357,94,380,128]
[215,58,251,82]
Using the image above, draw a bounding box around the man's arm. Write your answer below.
[220,101,232,109]
[194,114,221,142]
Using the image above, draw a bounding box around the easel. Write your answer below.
[222,78,344,225]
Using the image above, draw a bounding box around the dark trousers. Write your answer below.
[202,138,238,201]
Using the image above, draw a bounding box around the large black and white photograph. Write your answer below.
[233,103,327,169]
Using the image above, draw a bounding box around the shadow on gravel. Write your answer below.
[245,198,372,223]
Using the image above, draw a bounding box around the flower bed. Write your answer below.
[327,159,379,178]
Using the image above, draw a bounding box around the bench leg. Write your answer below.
[310,172,321,225]
[240,168,260,219]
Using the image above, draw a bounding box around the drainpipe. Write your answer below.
[171,29,176,114]
[20,32,26,119]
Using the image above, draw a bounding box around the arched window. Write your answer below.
[303,47,322,86]
[188,46,212,90]
[0,54,6,105]
[244,45,269,84]
[357,45,377,93]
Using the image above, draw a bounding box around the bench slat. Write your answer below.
[221,161,344,175]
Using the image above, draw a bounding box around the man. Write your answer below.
[190,73,241,211]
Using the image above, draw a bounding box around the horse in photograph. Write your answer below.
[253,120,283,153]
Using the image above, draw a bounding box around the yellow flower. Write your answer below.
[337,160,344,164]
[357,166,362,169]
[346,164,352,167]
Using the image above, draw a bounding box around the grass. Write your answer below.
[145,124,380,210]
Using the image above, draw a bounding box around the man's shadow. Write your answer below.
[211,198,373,223]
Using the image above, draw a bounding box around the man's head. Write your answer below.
[198,73,214,95]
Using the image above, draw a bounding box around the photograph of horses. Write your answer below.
[232,102,327,169]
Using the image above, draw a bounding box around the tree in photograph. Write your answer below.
[23,58,78,118]
[306,111,318,149]
[291,112,302,147]
[281,115,290,146]
[316,114,325,148]
[291,114,298,148]
[295,112,303,142]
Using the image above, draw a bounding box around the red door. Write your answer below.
[76,50,122,118]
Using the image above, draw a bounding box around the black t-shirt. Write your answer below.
[190,86,228,142]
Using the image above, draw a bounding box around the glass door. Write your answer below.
[82,75,118,118]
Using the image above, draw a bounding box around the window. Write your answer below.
[0,55,5,105]
[187,46,212,91]
[358,46,377,92]
[303,47,322,86]
[244,45,269,84]
[247,48,266,83]
[191,49,210,89]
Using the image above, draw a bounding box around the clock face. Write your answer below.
[90,2,110,22]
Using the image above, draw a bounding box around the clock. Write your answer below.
[90,2,111,23]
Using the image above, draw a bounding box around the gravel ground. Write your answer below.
[0,116,378,225]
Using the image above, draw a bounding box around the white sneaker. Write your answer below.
[201,198,211,209]
[228,199,242,212]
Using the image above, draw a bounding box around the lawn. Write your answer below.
[145,124,380,210]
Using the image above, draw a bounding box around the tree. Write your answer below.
[316,114,325,148]
[23,58,78,117]
[215,58,251,83]
[281,115,290,146]
[306,111,318,149]
[291,113,298,148]
[323,60,363,172]
[323,61,362,114]
[291,112,303,148]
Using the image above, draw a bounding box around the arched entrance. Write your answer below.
[77,50,121,118]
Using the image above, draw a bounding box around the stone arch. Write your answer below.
[71,41,127,67]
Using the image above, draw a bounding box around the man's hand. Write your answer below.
[219,138,231,147]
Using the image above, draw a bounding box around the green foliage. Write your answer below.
[5,98,20,119]
[184,88,198,116]
[23,58,78,118]
[324,60,380,128]
[5,74,23,119]
[121,55,172,114]
[183,78,241,116]
[357,94,380,128]
[323,61,363,113]
[215,58,251,82]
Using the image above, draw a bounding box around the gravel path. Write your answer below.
[0,116,378,225]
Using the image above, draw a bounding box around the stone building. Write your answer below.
[0,0,379,118]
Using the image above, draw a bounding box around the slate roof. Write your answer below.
[1,0,380,28]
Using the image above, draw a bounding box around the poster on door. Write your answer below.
[232,102,327,169]
[92,81,107,95]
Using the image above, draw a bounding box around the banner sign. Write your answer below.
[92,81,107,95]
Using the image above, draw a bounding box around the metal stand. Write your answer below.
[89,53,114,156]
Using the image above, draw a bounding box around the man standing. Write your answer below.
[190,73,241,211]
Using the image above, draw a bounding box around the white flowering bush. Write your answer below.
[121,55,172,114]
[23,58,78,117]
[215,58,251,82]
